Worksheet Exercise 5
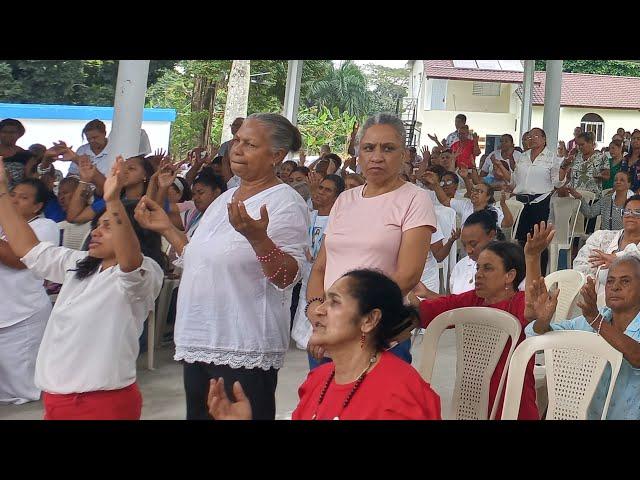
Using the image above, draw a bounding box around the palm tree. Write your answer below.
[305,61,371,118]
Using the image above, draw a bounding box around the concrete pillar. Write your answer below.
[108,60,150,168]
[221,60,251,144]
[283,60,303,126]
[542,60,563,152]
[519,60,535,141]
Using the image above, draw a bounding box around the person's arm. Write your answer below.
[555,156,570,185]
[307,239,327,305]
[493,159,512,182]
[457,168,474,197]
[391,226,432,296]
[472,133,481,157]
[432,229,459,263]
[598,319,640,368]
[185,151,205,186]
[569,187,601,219]
[346,123,359,156]
[572,231,606,276]
[523,221,556,321]
[66,180,93,222]
[103,156,143,273]
[468,164,481,186]
[135,196,189,256]
[499,191,514,228]
[422,171,451,206]
[0,158,40,257]
[0,239,27,269]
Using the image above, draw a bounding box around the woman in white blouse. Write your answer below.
[135,113,309,420]
[0,156,163,420]
[0,178,59,405]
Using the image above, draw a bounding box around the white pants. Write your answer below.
[0,306,50,405]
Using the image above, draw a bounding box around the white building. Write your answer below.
[407,60,640,154]
[0,103,176,176]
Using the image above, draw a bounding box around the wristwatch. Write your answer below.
[37,163,53,175]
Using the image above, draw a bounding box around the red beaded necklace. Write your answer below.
[311,353,378,420]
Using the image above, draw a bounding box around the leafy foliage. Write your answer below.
[297,105,358,155]
[361,63,409,114]
[304,61,371,117]
[535,60,640,77]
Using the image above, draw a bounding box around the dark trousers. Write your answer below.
[183,362,278,420]
[516,195,552,273]
[290,282,302,332]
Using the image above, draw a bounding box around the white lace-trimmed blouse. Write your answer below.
[174,184,309,370]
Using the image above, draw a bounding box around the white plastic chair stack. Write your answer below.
[501,331,623,420]
[418,307,522,420]
[548,197,581,274]
[504,198,524,242]
[434,205,457,294]
[57,221,92,251]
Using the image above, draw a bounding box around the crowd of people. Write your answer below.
[1,110,639,421]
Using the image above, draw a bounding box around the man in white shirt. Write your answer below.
[445,113,467,147]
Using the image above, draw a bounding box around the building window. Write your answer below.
[580,113,604,143]
[472,82,501,96]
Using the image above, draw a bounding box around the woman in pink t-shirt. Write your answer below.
[305,113,437,364]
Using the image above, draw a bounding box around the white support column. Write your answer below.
[108,60,150,169]
[283,60,303,126]
[519,60,535,141]
[221,60,251,144]
[542,60,563,152]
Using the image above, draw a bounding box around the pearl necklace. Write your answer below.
[311,353,378,420]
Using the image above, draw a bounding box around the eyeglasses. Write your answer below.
[440,180,456,187]
[622,208,640,218]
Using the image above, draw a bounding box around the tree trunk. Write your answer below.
[190,76,218,149]
[221,60,250,144]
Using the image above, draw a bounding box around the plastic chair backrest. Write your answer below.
[505,198,524,241]
[58,220,92,251]
[544,270,586,322]
[418,307,522,420]
[501,331,623,420]
[550,197,581,245]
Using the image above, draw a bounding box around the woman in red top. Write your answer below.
[208,269,441,420]
[411,226,554,420]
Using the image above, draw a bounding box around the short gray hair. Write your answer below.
[609,255,640,278]
[247,113,302,154]
[356,113,406,148]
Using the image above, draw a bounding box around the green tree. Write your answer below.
[297,105,358,155]
[304,61,371,117]
[361,63,409,114]
[535,60,640,77]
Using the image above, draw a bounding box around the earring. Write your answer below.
[360,333,366,349]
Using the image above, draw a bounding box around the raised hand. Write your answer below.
[566,186,582,199]
[158,159,178,189]
[78,155,96,183]
[298,150,306,167]
[103,156,126,202]
[134,195,174,233]
[526,276,560,325]
[450,227,461,242]
[588,249,616,269]
[154,148,167,159]
[524,221,556,257]
[46,141,76,162]
[228,201,269,244]
[472,132,479,143]
[457,166,469,179]
[307,341,326,362]
[326,159,338,175]
[308,171,323,191]
[421,170,439,186]
[420,145,431,165]
[576,276,599,325]
[207,378,252,420]
[427,133,439,143]
[500,188,509,204]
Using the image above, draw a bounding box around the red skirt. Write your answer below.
[42,382,142,420]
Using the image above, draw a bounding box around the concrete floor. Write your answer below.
[0,331,456,420]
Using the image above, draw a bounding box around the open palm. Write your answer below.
[207,378,252,420]
[103,156,126,202]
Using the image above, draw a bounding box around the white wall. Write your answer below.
[531,106,640,149]
[445,80,511,113]
[11,118,172,176]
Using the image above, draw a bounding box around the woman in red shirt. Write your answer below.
[411,227,554,420]
[208,269,441,420]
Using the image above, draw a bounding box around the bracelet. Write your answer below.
[596,317,604,336]
[304,297,325,316]
[588,313,602,327]
[256,246,284,263]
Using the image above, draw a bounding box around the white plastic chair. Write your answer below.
[154,277,180,348]
[418,307,522,420]
[57,220,92,251]
[571,190,595,248]
[544,270,586,322]
[502,331,623,420]
[504,198,524,242]
[548,197,581,274]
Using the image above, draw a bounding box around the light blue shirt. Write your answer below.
[525,307,640,420]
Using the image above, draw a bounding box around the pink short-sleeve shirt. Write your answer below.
[323,182,436,291]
